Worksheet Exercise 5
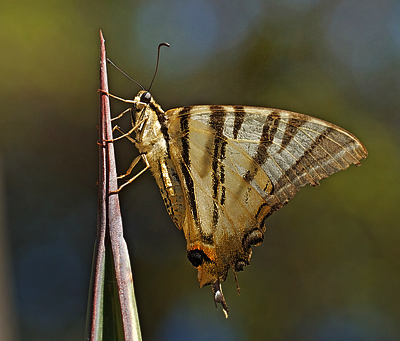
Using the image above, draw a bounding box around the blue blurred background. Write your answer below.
[1,0,400,340]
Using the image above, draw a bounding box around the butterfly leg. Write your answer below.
[105,117,148,143]
[112,155,150,193]
[98,89,135,104]
[117,155,142,180]
[111,107,132,121]
[109,125,136,143]
[112,126,136,144]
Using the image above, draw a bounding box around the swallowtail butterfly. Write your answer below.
[106,49,368,318]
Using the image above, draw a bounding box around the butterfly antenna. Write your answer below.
[106,58,145,91]
[147,42,170,92]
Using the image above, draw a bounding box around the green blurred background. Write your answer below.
[1,0,399,340]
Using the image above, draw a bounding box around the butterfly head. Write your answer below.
[131,90,167,149]
[133,90,154,123]
[134,90,153,110]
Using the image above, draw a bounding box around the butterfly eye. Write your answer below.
[140,91,151,104]
[187,249,208,267]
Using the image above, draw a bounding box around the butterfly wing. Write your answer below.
[164,105,367,287]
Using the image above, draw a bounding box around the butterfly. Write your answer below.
[106,64,368,319]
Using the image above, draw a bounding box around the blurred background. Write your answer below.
[1,0,400,340]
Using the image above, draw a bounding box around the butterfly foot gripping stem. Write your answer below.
[212,280,229,318]
[98,89,135,104]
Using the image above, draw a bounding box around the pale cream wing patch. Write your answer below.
[165,105,367,287]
